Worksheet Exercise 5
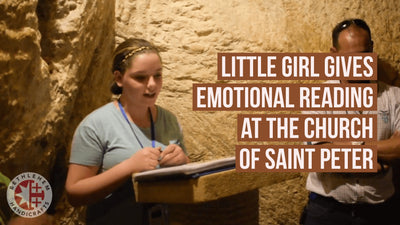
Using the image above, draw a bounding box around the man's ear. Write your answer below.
[330,46,338,53]
[114,71,123,87]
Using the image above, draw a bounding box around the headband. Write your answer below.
[120,46,151,64]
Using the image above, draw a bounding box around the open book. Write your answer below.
[133,157,235,181]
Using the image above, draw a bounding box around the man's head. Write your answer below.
[330,19,373,53]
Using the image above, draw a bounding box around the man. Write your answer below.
[301,19,400,225]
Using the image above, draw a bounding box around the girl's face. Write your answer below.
[116,52,163,108]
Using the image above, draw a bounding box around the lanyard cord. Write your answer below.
[118,100,156,148]
[148,107,156,148]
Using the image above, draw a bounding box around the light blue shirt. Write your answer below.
[70,102,185,172]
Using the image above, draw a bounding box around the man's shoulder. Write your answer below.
[378,81,400,100]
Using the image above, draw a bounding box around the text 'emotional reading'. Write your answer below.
[192,53,378,172]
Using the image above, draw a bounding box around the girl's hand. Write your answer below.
[159,144,190,166]
[127,147,161,172]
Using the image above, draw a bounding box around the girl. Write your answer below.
[66,38,189,225]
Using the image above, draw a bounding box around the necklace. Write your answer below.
[118,100,156,148]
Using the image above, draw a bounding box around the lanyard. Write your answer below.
[118,100,156,148]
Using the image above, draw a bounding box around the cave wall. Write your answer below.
[1,0,399,224]
[0,0,115,223]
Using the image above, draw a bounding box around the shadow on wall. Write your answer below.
[378,58,400,87]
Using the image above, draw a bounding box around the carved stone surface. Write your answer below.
[1,0,399,224]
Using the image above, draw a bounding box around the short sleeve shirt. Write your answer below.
[70,102,186,172]
[305,81,400,204]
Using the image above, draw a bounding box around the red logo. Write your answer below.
[7,172,52,218]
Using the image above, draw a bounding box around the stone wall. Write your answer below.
[1,0,399,224]
[0,0,115,223]
[115,1,400,224]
